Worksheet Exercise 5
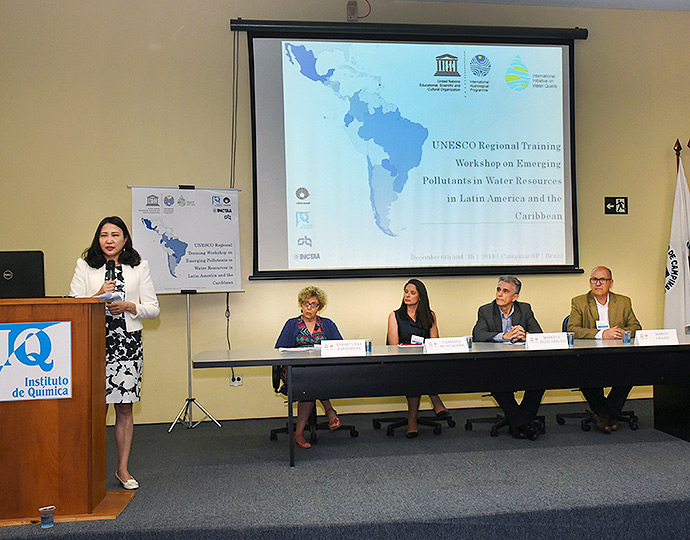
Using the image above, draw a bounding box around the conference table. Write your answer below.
[194,340,690,466]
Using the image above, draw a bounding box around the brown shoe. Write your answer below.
[594,414,612,434]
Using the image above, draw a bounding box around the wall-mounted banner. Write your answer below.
[0,321,72,402]
[131,186,242,293]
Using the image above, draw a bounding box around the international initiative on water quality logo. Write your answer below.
[0,321,72,402]
[505,55,531,91]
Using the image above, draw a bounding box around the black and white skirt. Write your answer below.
[105,315,143,404]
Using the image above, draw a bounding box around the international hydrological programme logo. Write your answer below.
[434,54,460,77]
[470,55,491,77]
[505,55,530,91]
[0,321,72,402]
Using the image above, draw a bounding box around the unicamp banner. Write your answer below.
[131,187,242,293]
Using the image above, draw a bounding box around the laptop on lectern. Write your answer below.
[0,251,46,299]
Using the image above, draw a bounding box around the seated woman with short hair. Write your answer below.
[275,286,343,449]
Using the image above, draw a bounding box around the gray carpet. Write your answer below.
[4,399,690,539]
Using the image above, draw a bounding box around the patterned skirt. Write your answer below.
[105,315,143,404]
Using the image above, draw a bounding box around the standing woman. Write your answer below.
[70,216,159,489]
[275,286,343,449]
[387,278,449,438]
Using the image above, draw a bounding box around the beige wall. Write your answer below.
[2,0,688,424]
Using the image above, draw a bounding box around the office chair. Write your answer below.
[372,405,456,437]
[464,394,546,437]
[554,317,639,431]
[269,365,358,444]
[371,333,456,436]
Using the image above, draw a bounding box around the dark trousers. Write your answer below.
[492,389,545,429]
[580,386,632,419]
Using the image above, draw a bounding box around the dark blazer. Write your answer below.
[567,291,641,339]
[472,300,543,342]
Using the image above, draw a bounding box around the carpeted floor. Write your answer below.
[3,399,690,539]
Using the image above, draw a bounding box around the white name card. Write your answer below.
[634,329,678,346]
[321,339,366,357]
[525,332,569,350]
[423,337,469,354]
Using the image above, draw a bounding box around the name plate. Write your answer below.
[525,332,569,350]
[634,329,678,346]
[423,337,469,353]
[321,339,367,357]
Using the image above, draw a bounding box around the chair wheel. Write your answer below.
[581,420,591,432]
[372,420,381,429]
[630,422,639,431]
[386,426,395,437]
[351,430,359,437]
[464,421,473,431]
[269,433,277,441]
[631,415,639,423]
[447,419,456,428]
[433,426,442,435]
[556,416,565,425]
[490,427,499,437]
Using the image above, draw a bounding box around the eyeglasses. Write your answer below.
[589,278,612,285]
[301,301,320,308]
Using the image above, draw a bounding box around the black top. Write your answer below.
[392,309,431,344]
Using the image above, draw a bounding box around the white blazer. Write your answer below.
[69,258,160,333]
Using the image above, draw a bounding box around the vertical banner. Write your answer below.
[0,322,72,402]
[131,187,242,293]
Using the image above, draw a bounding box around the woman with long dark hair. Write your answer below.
[387,279,449,438]
[70,216,159,489]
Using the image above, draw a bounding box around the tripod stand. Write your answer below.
[169,293,221,431]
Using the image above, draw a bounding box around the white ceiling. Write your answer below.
[415,0,690,10]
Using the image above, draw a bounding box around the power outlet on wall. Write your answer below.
[231,373,243,386]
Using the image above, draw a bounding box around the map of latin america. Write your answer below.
[284,42,428,236]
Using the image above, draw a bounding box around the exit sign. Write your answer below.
[604,197,628,215]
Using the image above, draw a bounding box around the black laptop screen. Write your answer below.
[0,251,46,299]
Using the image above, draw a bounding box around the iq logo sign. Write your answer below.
[0,322,72,402]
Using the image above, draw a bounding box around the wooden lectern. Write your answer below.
[0,298,134,526]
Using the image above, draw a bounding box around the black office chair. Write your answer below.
[371,333,456,436]
[372,406,456,437]
[464,394,546,437]
[554,317,639,431]
[269,365,358,444]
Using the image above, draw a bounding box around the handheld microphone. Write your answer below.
[105,260,115,281]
